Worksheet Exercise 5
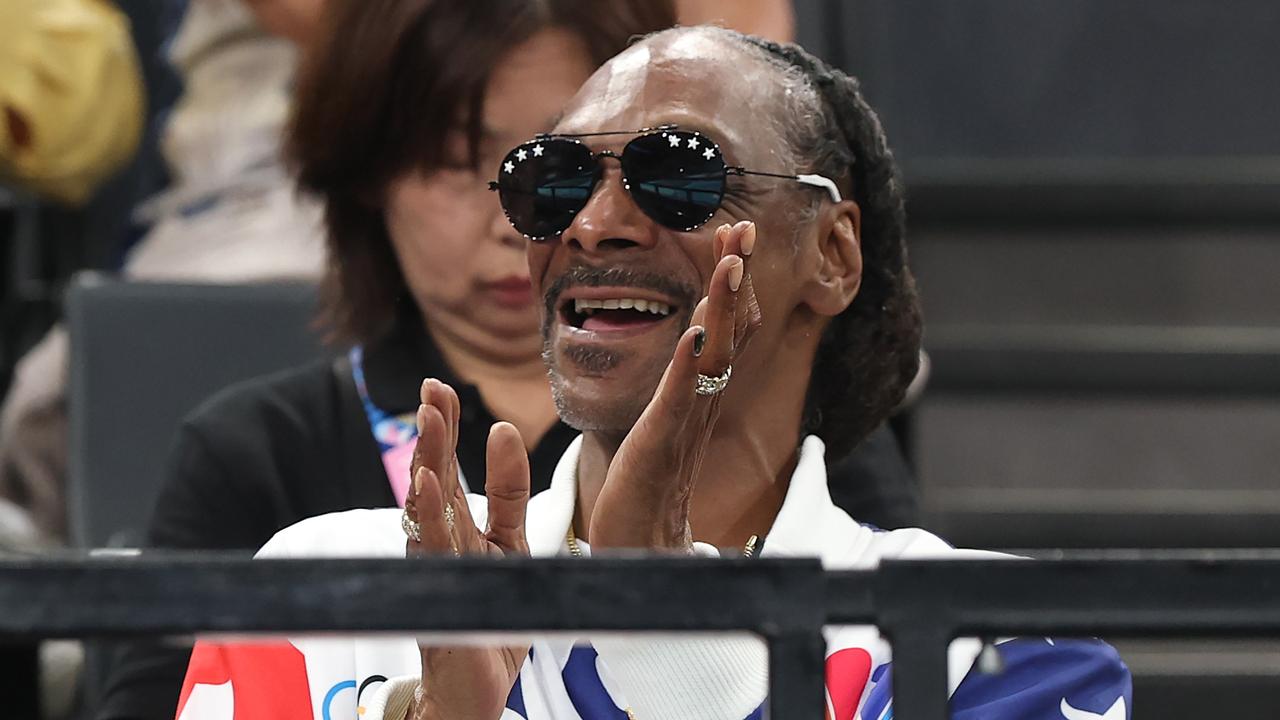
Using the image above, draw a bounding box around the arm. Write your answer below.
[586,221,770,717]
[147,422,281,550]
[96,422,281,719]
[174,641,316,720]
[860,638,1132,720]
[590,632,768,720]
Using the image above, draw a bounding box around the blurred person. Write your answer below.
[0,0,143,205]
[676,0,795,43]
[0,0,326,547]
[175,26,1130,720]
[2,3,325,718]
[100,2,923,718]
[96,3,673,719]
[241,0,325,44]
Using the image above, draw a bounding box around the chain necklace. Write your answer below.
[565,527,584,558]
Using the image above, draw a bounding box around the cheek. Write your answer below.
[526,242,555,295]
[385,180,491,302]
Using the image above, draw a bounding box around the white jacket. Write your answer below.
[175,436,1130,720]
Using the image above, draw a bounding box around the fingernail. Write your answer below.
[692,327,706,357]
[742,222,756,256]
[414,466,425,495]
[717,223,731,237]
[728,256,744,292]
[416,404,426,434]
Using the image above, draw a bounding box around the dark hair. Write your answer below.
[289,0,677,344]
[711,29,923,462]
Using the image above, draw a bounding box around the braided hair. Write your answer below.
[702,28,923,462]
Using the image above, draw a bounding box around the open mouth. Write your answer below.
[561,296,676,333]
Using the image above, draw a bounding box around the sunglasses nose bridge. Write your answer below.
[593,149,623,169]
[587,149,627,195]
[560,151,657,251]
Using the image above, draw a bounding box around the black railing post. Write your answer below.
[882,624,951,720]
[766,628,829,719]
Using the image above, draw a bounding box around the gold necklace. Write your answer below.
[565,527,584,558]
[565,527,759,558]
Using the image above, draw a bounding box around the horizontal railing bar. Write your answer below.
[0,555,829,639]
[8,555,1280,636]
[838,559,1280,636]
[9,555,1280,720]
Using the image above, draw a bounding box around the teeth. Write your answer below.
[572,298,673,316]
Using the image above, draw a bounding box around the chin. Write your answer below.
[545,349,667,434]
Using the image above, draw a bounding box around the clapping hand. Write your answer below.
[401,380,532,720]
[589,220,763,552]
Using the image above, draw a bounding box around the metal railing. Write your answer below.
[4,554,1280,719]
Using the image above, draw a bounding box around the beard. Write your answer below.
[540,264,698,433]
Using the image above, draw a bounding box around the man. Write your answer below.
[175,26,1130,720]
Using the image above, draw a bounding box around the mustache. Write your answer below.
[543,265,699,316]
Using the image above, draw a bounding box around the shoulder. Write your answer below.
[860,638,1131,720]
[255,494,491,559]
[255,508,408,559]
[147,359,356,548]
[951,637,1131,719]
[860,526,1012,565]
[180,358,341,441]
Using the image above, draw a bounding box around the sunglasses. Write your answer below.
[488,125,842,241]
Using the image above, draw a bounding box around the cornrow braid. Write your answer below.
[731,31,923,462]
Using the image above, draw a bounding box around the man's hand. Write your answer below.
[589,220,763,552]
[403,380,531,720]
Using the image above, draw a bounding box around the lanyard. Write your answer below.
[349,346,469,506]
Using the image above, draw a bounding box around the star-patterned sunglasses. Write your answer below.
[488,125,843,240]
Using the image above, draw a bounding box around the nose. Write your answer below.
[559,164,656,255]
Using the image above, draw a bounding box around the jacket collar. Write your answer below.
[526,435,583,557]
[524,435,872,567]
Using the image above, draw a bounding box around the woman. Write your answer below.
[98,2,918,718]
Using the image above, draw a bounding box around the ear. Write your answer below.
[800,200,862,317]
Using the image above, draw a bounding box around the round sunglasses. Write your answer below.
[488,125,842,241]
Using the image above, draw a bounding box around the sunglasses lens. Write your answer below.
[622,130,726,231]
[495,139,596,239]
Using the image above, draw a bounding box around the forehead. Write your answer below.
[554,34,780,164]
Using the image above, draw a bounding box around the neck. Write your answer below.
[425,315,546,383]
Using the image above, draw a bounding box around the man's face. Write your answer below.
[526,35,809,434]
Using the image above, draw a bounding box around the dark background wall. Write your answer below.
[798,0,1280,551]
[796,5,1280,716]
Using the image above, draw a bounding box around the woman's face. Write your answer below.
[384,29,595,356]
